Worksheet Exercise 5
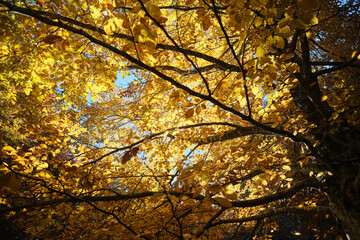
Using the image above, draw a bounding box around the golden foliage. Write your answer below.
[0,0,358,239]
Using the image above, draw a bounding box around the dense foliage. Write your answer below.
[0,0,359,239]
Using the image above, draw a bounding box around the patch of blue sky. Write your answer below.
[86,70,135,104]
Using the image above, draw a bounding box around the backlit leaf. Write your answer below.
[212,197,233,208]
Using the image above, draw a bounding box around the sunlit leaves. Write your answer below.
[133,22,157,49]
[0,0,356,239]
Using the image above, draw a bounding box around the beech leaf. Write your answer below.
[43,35,63,44]
[212,197,233,208]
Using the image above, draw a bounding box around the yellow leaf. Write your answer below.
[254,16,263,28]
[212,197,233,208]
[351,51,360,60]
[277,27,294,38]
[147,4,162,18]
[265,35,273,47]
[274,36,285,49]
[91,95,97,102]
[280,53,295,60]
[252,87,259,95]
[286,62,300,73]
[24,88,31,96]
[2,145,16,154]
[300,13,318,25]
[278,17,292,27]
[199,181,208,187]
[222,184,237,201]
[170,90,180,99]
[282,165,291,171]
[104,19,118,35]
[131,5,142,13]
[133,23,157,49]
[37,162,48,170]
[299,0,319,12]
[256,46,266,58]
[144,37,157,49]
[321,95,328,101]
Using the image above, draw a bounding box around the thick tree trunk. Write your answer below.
[327,178,360,240]
[317,128,360,239]
[310,116,360,239]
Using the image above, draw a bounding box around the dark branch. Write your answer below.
[197,126,275,145]
[208,206,330,228]
[127,64,217,76]
[0,179,320,213]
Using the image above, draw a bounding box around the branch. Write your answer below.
[290,32,333,128]
[1,4,242,73]
[138,0,212,96]
[127,64,217,76]
[232,179,321,208]
[226,169,265,186]
[247,220,263,240]
[209,0,251,117]
[208,0,246,76]
[0,179,320,214]
[85,122,241,165]
[194,208,226,237]
[197,126,275,145]
[116,5,227,12]
[208,206,330,228]
[314,50,360,76]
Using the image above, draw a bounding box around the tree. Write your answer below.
[0,0,359,239]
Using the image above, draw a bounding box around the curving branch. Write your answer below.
[208,206,330,228]
[0,179,320,214]
[85,122,241,165]
[232,179,321,208]
[0,4,241,73]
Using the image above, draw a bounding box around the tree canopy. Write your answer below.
[0,0,359,239]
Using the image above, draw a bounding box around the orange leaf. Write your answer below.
[43,35,63,44]
[184,108,194,119]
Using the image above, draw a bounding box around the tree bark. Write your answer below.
[323,131,360,240]
[327,173,360,240]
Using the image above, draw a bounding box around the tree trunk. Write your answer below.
[317,128,360,240]
[325,151,360,240]
[327,180,360,240]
